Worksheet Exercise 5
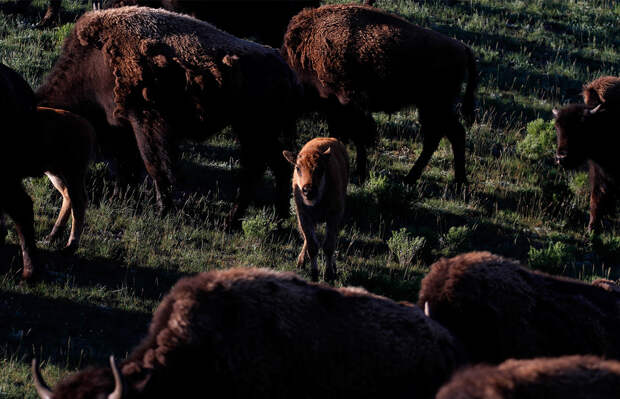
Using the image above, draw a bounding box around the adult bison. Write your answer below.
[281,4,477,182]
[33,267,461,399]
[418,252,620,364]
[36,6,303,226]
[553,103,618,231]
[106,0,320,47]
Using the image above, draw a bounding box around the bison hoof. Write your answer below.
[61,242,79,256]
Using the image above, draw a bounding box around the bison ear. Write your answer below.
[282,151,297,166]
[552,108,559,118]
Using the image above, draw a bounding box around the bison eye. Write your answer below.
[296,166,301,176]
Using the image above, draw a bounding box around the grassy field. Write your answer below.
[1,0,619,397]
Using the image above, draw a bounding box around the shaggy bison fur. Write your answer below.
[582,76,620,108]
[37,6,302,226]
[553,104,618,230]
[284,137,349,281]
[436,355,620,399]
[33,267,461,399]
[281,4,477,182]
[418,252,620,364]
[1,64,95,280]
[106,0,320,47]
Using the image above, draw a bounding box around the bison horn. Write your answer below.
[552,108,559,117]
[32,359,54,399]
[424,301,431,317]
[108,356,124,399]
[589,104,602,114]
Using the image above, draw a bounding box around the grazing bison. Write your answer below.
[106,0,320,47]
[418,252,620,364]
[33,267,461,399]
[553,104,618,231]
[1,64,95,280]
[281,4,477,182]
[582,76,620,107]
[283,137,349,281]
[436,355,620,399]
[0,0,102,27]
[37,6,302,226]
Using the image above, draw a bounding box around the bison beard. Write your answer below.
[36,6,303,226]
[281,4,477,183]
[32,268,462,399]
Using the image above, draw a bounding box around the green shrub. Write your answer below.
[569,171,589,198]
[242,208,278,242]
[440,225,474,256]
[387,228,426,268]
[517,118,556,160]
[528,241,574,272]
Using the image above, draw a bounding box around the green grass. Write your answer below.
[1,0,619,397]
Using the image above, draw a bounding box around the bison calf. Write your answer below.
[418,252,620,364]
[283,137,349,281]
[582,76,620,107]
[436,355,620,399]
[33,267,461,399]
[282,4,477,182]
[553,104,618,230]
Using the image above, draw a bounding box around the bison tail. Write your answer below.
[462,46,477,126]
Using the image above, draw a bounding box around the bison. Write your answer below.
[418,252,620,364]
[436,355,620,399]
[36,6,303,226]
[281,4,477,182]
[582,76,620,108]
[283,137,349,281]
[106,0,320,47]
[32,267,461,399]
[0,0,102,28]
[553,104,618,231]
[1,64,95,280]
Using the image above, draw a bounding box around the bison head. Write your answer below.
[283,148,331,206]
[33,356,124,399]
[552,104,601,169]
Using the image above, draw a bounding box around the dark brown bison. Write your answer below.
[106,0,320,47]
[281,4,477,182]
[33,267,461,399]
[553,104,618,231]
[37,6,303,226]
[436,355,620,399]
[283,137,349,281]
[1,64,95,280]
[582,76,620,108]
[418,252,620,364]
[0,0,102,27]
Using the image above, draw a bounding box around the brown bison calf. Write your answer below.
[418,252,620,364]
[553,104,618,230]
[282,4,477,182]
[283,137,349,281]
[33,267,461,399]
[1,105,95,279]
[37,7,302,226]
[582,76,620,107]
[436,355,620,399]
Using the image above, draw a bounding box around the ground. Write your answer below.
[0,0,618,397]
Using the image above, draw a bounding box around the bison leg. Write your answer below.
[45,172,87,254]
[44,172,71,244]
[36,0,61,28]
[588,179,613,232]
[444,114,468,185]
[405,121,442,185]
[265,142,293,221]
[323,211,342,282]
[296,208,319,281]
[2,181,37,280]
[129,112,176,213]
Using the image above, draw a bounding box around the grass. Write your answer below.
[1,0,619,397]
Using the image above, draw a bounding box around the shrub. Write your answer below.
[528,241,574,272]
[387,228,426,268]
[440,225,474,256]
[517,118,556,160]
[241,208,278,243]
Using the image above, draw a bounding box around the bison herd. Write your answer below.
[0,1,619,398]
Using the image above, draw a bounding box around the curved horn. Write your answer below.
[552,108,559,118]
[32,359,53,399]
[107,356,124,399]
[589,104,602,114]
[424,301,431,317]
